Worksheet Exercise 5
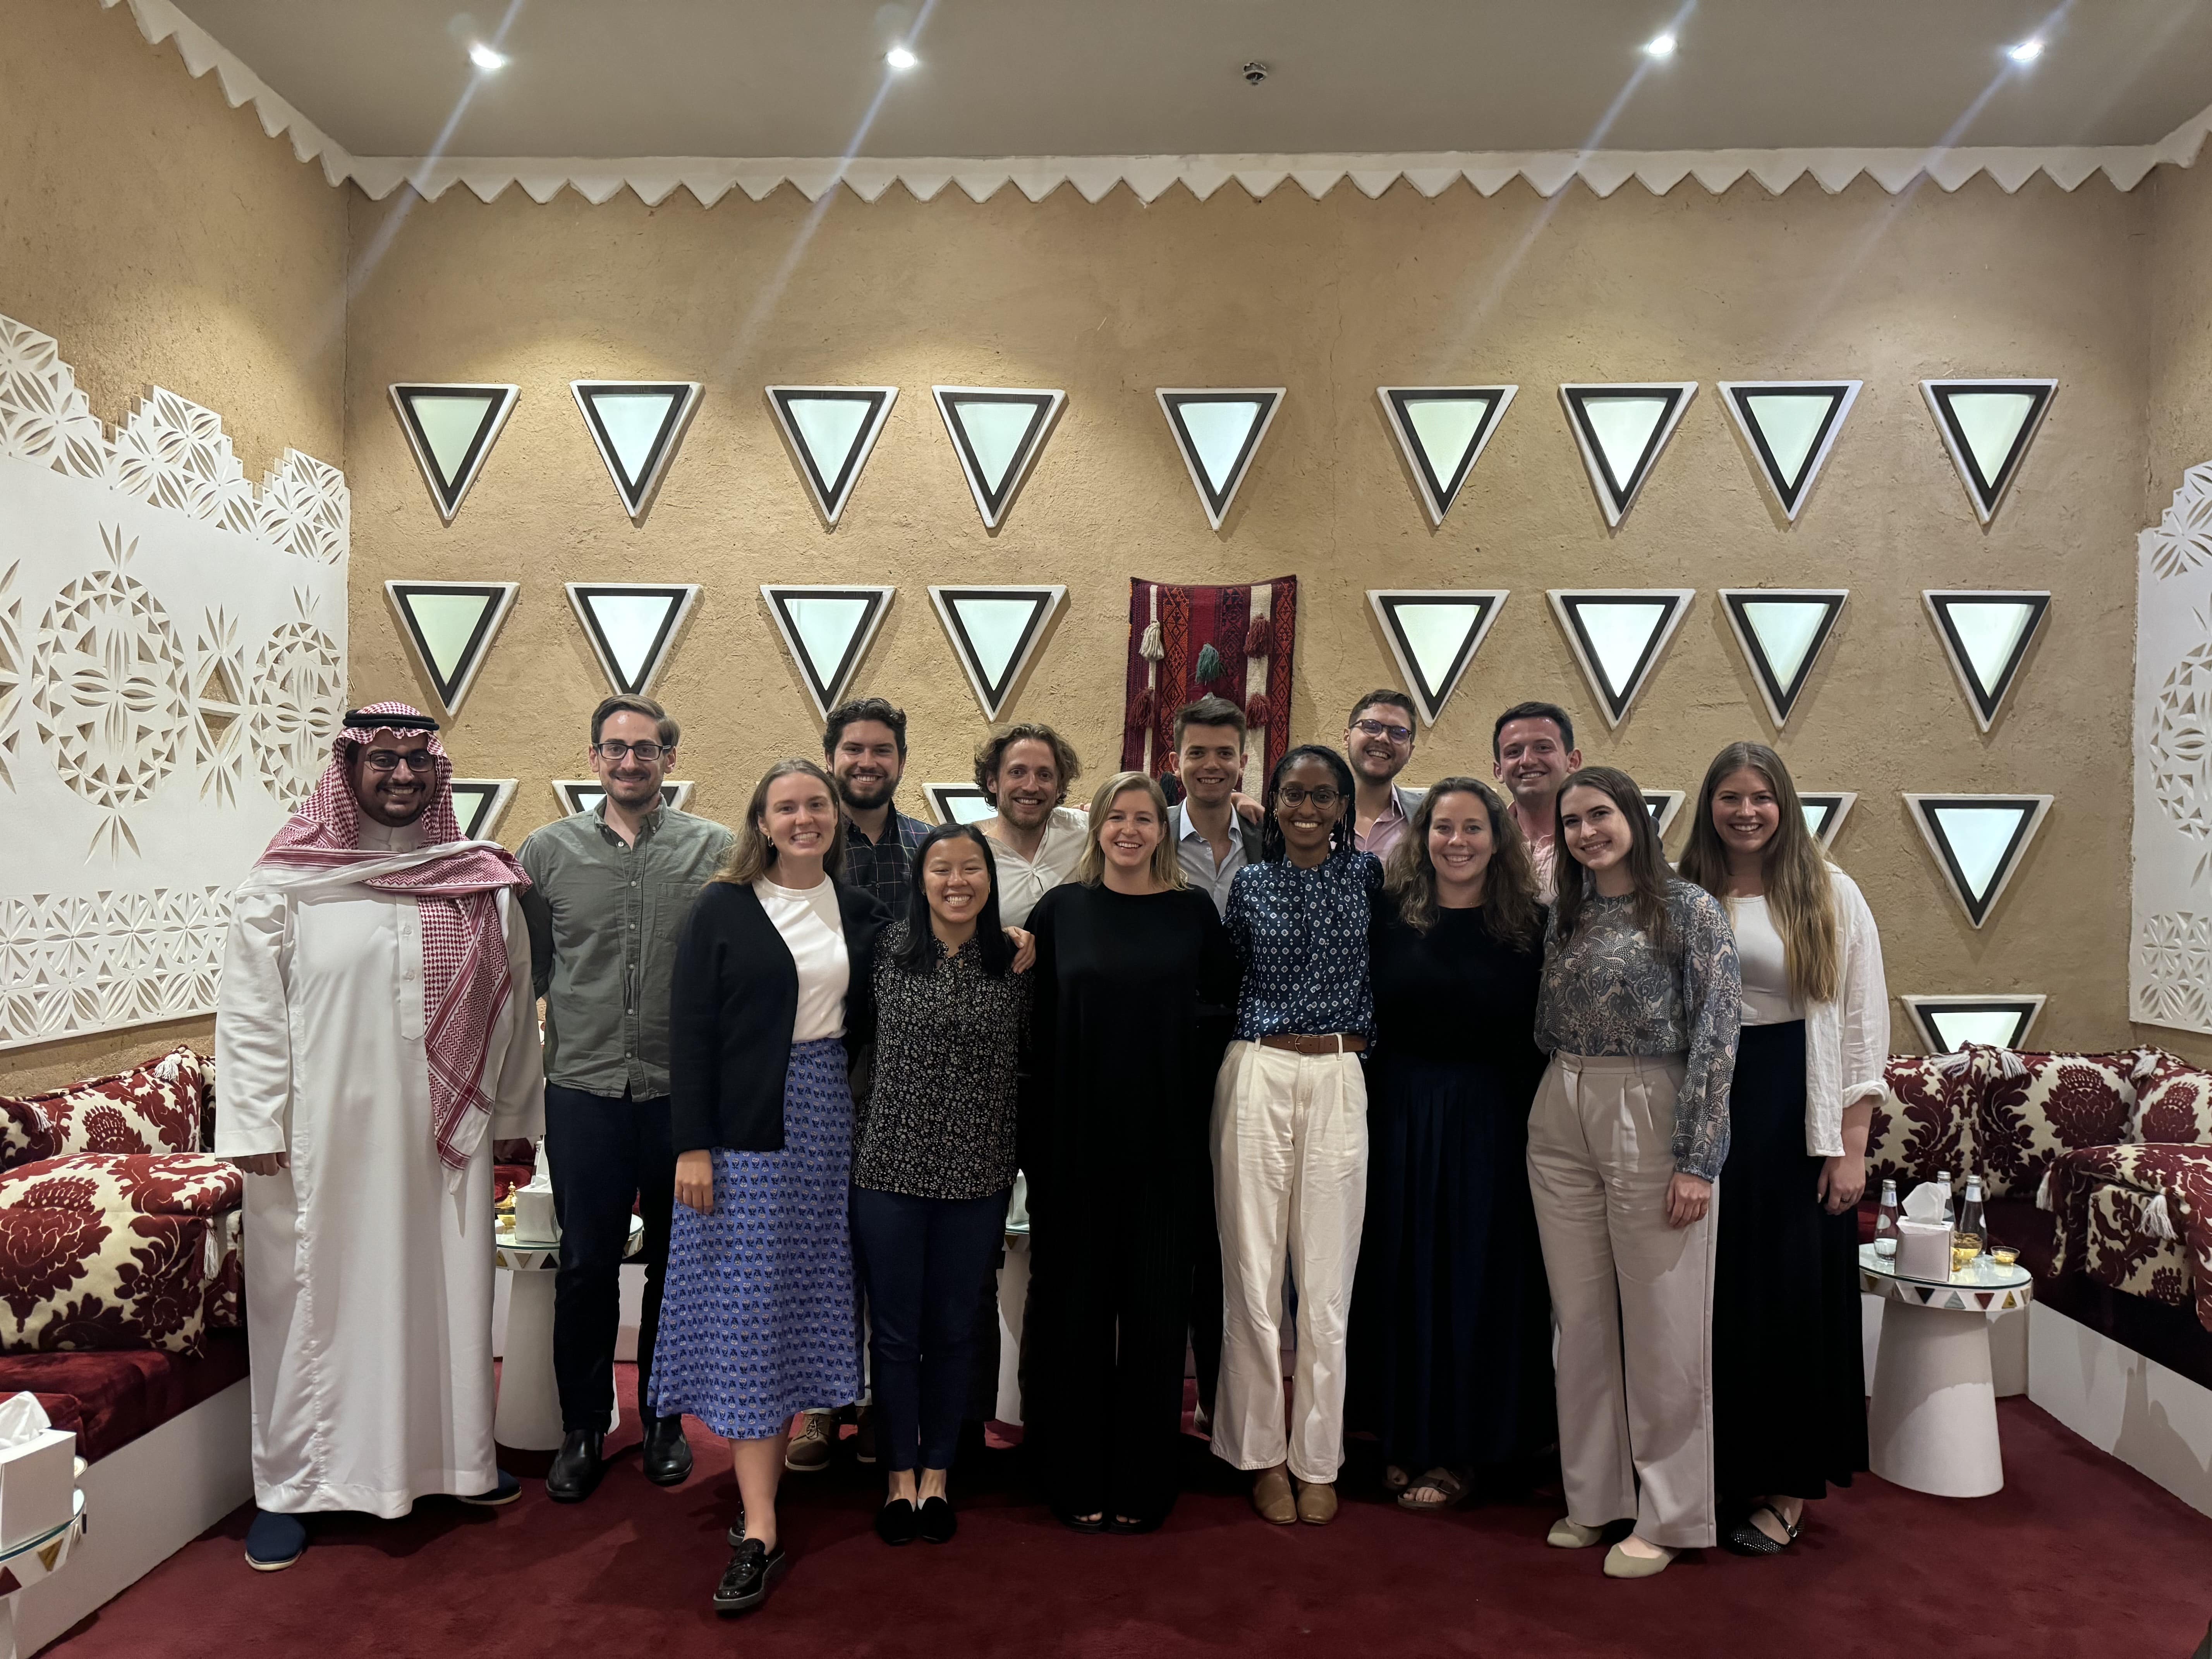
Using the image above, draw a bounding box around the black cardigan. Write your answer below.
[669,877,891,1155]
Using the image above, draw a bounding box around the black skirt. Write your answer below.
[1346,1052,1555,1475]
[1712,1019,1867,1506]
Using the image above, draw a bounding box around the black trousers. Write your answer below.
[545,1084,675,1433]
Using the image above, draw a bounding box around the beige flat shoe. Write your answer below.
[1294,1479,1338,1525]
[1602,1540,1679,1579]
[1546,1516,1608,1549]
[1252,1465,1296,1525]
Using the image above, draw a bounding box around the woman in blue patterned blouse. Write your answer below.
[1529,766,1741,1580]
[1211,744,1384,1527]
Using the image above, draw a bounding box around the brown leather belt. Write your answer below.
[1257,1032,1368,1056]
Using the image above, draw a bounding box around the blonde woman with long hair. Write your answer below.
[1678,742,1889,1558]
[1020,772,1240,1532]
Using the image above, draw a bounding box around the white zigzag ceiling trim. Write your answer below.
[94,0,2212,206]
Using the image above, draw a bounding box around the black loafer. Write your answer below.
[712,1539,787,1614]
[917,1495,957,1544]
[545,1430,604,1503]
[641,1414,693,1487]
[875,1498,921,1546]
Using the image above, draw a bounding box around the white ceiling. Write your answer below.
[171,0,2212,160]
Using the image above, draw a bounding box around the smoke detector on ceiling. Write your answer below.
[1242,61,1269,84]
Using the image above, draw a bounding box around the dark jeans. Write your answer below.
[545,1085,675,1434]
[852,1185,1011,1472]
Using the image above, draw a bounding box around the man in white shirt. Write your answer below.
[1491,700,1582,903]
[216,704,543,1571]
[975,723,1089,927]
[1345,690,1425,860]
[1166,696,1264,918]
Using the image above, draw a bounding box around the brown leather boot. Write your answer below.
[1252,1465,1296,1525]
[1295,1479,1338,1525]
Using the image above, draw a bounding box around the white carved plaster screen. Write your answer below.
[2131,461,2212,1035]
[0,314,349,1051]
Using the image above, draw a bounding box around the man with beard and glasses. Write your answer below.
[1491,700,1582,903]
[1344,690,1426,861]
[519,694,733,1503]
[975,722,1088,927]
[217,704,542,1571]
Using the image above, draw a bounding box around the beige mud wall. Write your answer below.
[346,172,2147,1052]
[0,0,347,1090]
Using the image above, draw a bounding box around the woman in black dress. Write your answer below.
[1349,778,1554,1511]
[1021,771,1240,1533]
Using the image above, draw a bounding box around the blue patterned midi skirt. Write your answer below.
[646,1037,863,1440]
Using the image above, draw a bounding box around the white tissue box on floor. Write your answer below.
[0,1392,75,1551]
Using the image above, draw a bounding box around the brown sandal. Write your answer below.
[1396,1467,1472,1512]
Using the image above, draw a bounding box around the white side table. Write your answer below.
[0,1488,85,1659]
[1858,1243,2033,1498]
[495,1213,643,1451]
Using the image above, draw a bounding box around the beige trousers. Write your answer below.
[1526,1052,1718,1549]
[1209,1041,1369,1482]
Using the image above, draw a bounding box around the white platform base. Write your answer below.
[1862,1290,2025,1398]
[13,1377,252,1657]
[1869,1298,2006,1497]
[2027,1302,2212,1518]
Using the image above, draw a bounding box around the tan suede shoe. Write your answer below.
[1295,1479,1338,1526]
[1252,1465,1296,1525]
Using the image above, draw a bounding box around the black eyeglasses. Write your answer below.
[594,740,667,762]
[362,749,434,775]
[1277,785,1344,808]
[1350,718,1413,744]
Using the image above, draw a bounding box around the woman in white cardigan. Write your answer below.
[1679,741,1888,1556]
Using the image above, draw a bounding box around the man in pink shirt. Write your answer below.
[1492,700,1582,903]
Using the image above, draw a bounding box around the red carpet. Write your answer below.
[47,1368,2212,1659]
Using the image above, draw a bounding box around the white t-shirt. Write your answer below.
[1727,893,1802,1026]
[757,876,849,1042]
[988,807,1089,927]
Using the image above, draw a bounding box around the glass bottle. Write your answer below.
[1874,1179,1901,1260]
[1955,1175,1987,1265]
[1935,1171,1954,1228]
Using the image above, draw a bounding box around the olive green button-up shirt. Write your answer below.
[518,805,734,1100]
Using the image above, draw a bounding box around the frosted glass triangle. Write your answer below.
[1740,601,1830,689]
[1580,601,1669,697]
[1181,400,1266,493]
[590,593,680,687]
[1932,805,2028,901]
[1741,392,1831,488]
[591,391,679,484]
[788,398,871,486]
[951,597,1039,689]
[1405,400,1486,487]
[1949,392,2038,484]
[1802,802,1830,837]
[409,592,496,683]
[1925,1010,2025,1050]
[954,401,1038,496]
[411,393,497,486]
[1584,397,1671,490]
[1949,602,2037,695]
[787,596,871,681]
[1396,603,1485,690]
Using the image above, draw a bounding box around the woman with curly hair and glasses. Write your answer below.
[1348,778,1555,1515]
[1211,744,1384,1527]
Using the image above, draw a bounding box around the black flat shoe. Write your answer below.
[712,1539,787,1614]
[917,1495,956,1544]
[876,1498,922,1546]
[1723,1503,1803,1556]
[641,1414,693,1487]
[545,1430,604,1503]
[1053,1509,1106,1534]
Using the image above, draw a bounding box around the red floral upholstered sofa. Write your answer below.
[1870,1043,2212,1387]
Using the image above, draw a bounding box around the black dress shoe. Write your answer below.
[875,1498,921,1546]
[917,1495,957,1544]
[642,1414,693,1487]
[712,1539,787,1614]
[545,1430,604,1503]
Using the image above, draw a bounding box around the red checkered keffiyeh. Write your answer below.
[249,701,530,1173]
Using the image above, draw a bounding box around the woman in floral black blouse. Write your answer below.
[851,823,1032,1547]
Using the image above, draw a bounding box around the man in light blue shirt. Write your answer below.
[1168,695,1264,919]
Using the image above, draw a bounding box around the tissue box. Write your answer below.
[1897,1219,1953,1281]
[0,1429,75,1551]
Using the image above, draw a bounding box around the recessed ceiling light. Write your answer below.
[886,45,918,70]
[468,41,508,71]
[1642,32,1677,59]
[2006,37,2044,64]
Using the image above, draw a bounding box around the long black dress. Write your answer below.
[1347,903,1555,1479]
[1020,881,1240,1526]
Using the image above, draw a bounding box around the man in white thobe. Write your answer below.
[216,702,542,1571]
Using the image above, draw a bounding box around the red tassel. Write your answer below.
[1128,687,1155,732]
[1245,692,1271,729]
[1245,615,1271,658]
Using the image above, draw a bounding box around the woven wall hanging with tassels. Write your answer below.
[1121,575,1298,793]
